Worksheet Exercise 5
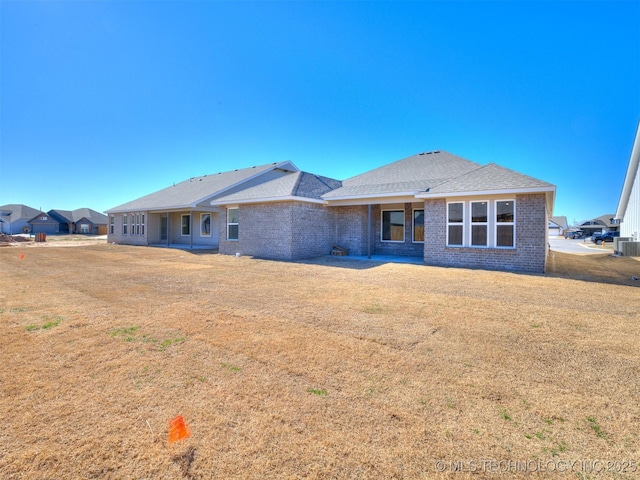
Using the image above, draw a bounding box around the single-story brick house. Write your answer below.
[47,209,109,235]
[28,208,108,235]
[106,151,555,272]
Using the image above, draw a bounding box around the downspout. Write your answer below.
[367,204,372,259]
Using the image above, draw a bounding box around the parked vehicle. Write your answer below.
[564,230,585,239]
[591,231,620,245]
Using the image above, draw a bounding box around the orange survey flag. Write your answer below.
[168,415,191,443]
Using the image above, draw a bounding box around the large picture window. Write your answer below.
[471,201,488,246]
[227,208,239,241]
[447,202,464,246]
[200,213,211,237]
[496,200,515,247]
[413,209,424,243]
[381,210,405,242]
[181,214,190,236]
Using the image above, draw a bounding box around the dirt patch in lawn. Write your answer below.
[547,250,640,286]
[0,245,638,479]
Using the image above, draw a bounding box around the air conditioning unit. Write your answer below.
[620,241,640,257]
[614,237,633,254]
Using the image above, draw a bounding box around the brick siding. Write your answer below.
[107,213,149,246]
[372,203,424,256]
[333,205,369,255]
[423,194,548,273]
[218,202,336,260]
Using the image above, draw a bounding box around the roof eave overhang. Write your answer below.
[212,195,326,206]
[105,205,223,214]
[322,191,418,201]
[417,186,556,215]
[322,192,421,206]
[415,186,556,199]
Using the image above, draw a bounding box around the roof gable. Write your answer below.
[322,151,480,199]
[72,208,108,224]
[212,171,342,205]
[48,210,74,223]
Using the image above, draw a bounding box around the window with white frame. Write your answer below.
[471,201,488,246]
[123,214,128,235]
[447,202,464,246]
[382,210,404,242]
[413,209,424,243]
[227,208,239,240]
[109,216,114,234]
[496,200,515,247]
[135,213,140,235]
[181,214,190,236]
[141,214,145,236]
[200,213,211,237]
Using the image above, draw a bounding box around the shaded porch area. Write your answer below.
[149,243,219,252]
[326,253,423,265]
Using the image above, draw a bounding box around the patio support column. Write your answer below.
[190,210,194,249]
[367,204,372,259]
[167,212,170,246]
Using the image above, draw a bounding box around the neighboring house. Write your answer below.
[576,214,618,237]
[548,216,568,236]
[0,204,41,234]
[48,209,109,235]
[28,208,108,235]
[107,151,555,273]
[28,211,60,235]
[615,121,640,242]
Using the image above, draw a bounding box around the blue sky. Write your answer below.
[1,1,639,224]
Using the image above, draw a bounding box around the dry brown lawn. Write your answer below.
[0,243,639,479]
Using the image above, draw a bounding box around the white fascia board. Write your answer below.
[212,195,326,206]
[324,195,419,207]
[415,186,556,199]
[323,191,419,201]
[615,122,640,220]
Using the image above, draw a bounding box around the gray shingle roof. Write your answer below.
[322,151,480,199]
[106,162,296,213]
[0,204,41,222]
[549,216,568,228]
[212,171,342,204]
[72,208,108,224]
[425,163,554,194]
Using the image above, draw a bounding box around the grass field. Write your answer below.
[0,244,638,479]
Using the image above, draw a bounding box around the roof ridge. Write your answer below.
[426,163,488,191]
[290,171,304,196]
